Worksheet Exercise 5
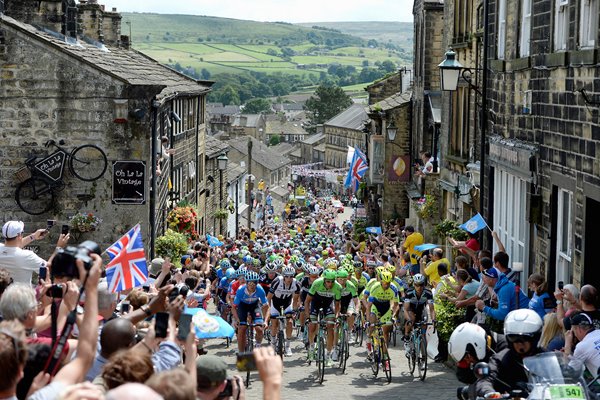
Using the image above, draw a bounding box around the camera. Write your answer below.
[217,378,233,398]
[52,240,101,279]
[168,285,190,302]
[46,284,64,298]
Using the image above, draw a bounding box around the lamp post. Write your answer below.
[217,153,228,237]
[291,172,298,200]
[386,117,397,141]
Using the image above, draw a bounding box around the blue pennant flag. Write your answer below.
[459,213,488,234]
[206,234,224,247]
[365,226,382,235]
[414,243,441,252]
[186,308,235,339]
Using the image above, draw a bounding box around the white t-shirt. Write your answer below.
[0,244,46,285]
[570,329,600,377]
[422,158,433,174]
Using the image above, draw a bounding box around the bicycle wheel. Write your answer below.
[381,341,392,383]
[338,326,348,372]
[277,330,285,359]
[317,332,326,384]
[245,327,254,388]
[69,144,107,181]
[15,177,55,215]
[417,334,428,381]
[407,336,416,374]
[355,313,364,346]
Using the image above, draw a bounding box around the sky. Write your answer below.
[100,0,412,23]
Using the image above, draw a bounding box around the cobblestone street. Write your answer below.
[206,335,459,400]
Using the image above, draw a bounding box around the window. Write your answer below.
[498,0,507,59]
[450,87,470,159]
[556,189,573,283]
[554,0,569,51]
[520,0,532,56]
[493,169,529,287]
[453,0,472,42]
[580,0,598,48]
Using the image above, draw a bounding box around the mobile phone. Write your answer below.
[46,220,56,230]
[142,285,150,293]
[39,266,47,280]
[46,284,63,298]
[155,312,169,338]
[61,224,69,235]
[236,351,257,371]
[558,281,564,290]
[217,378,233,398]
[121,302,130,313]
[177,313,193,340]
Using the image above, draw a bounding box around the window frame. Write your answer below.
[497,0,508,59]
[519,0,532,56]
[554,0,569,51]
[579,0,598,48]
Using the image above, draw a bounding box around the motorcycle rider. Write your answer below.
[476,309,545,396]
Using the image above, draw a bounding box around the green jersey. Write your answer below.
[308,277,343,301]
[340,280,358,298]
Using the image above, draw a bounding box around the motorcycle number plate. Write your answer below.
[549,385,585,400]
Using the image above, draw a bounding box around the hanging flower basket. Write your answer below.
[167,205,198,239]
[413,194,438,220]
[69,212,102,233]
[215,208,229,220]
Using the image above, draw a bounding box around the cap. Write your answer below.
[196,355,228,388]
[2,221,24,239]
[482,268,499,279]
[570,312,594,327]
[150,258,165,276]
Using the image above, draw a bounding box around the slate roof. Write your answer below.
[205,135,230,158]
[0,14,211,102]
[301,132,326,145]
[325,103,368,131]
[369,91,412,112]
[232,114,263,128]
[207,105,242,115]
[314,143,327,152]
[226,161,247,183]
[265,119,308,135]
[270,142,299,156]
[228,136,291,170]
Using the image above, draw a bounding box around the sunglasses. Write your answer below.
[506,334,533,344]
[324,279,335,283]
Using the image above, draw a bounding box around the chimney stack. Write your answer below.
[101,7,121,46]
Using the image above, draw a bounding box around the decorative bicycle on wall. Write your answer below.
[14,139,108,215]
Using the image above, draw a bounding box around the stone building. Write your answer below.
[300,133,326,164]
[230,114,266,142]
[265,115,309,144]
[207,103,241,135]
[203,136,229,237]
[0,0,211,257]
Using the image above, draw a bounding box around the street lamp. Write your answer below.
[217,153,228,236]
[438,49,463,92]
[386,118,397,141]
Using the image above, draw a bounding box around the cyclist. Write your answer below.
[232,270,269,354]
[351,260,368,295]
[403,273,435,349]
[266,265,301,356]
[304,269,343,367]
[366,270,399,353]
[298,266,320,340]
[259,260,279,292]
[217,267,236,320]
[332,268,359,360]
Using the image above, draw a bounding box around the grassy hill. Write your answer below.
[122,13,412,103]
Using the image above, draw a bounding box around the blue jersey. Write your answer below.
[217,269,227,280]
[218,277,231,291]
[233,284,268,306]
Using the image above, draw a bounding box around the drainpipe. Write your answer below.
[481,0,491,247]
[150,99,160,258]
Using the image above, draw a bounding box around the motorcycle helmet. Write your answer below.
[504,309,543,355]
[448,323,488,362]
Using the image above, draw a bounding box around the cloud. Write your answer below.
[100,0,413,22]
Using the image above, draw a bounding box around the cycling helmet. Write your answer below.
[264,263,277,273]
[225,268,236,279]
[292,249,301,256]
[412,273,426,286]
[323,269,337,280]
[386,265,396,274]
[380,270,393,283]
[448,323,488,362]
[504,309,543,354]
[236,267,247,278]
[308,266,320,276]
[252,258,261,267]
[245,271,260,282]
[242,255,253,264]
[308,256,317,264]
[272,258,284,269]
[353,261,363,269]
[282,266,296,277]
[219,259,231,268]
[336,269,349,279]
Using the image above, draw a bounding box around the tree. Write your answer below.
[220,85,240,105]
[269,134,281,146]
[304,84,353,128]
[243,98,271,114]
[200,68,211,80]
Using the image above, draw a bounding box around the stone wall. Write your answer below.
[0,25,152,257]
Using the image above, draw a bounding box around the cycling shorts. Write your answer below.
[237,301,264,325]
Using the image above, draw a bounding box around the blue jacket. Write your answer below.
[483,274,530,321]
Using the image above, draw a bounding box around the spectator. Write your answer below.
[99,349,154,392]
[565,312,600,378]
[196,355,245,400]
[146,368,195,400]
[86,318,136,381]
[421,247,450,288]
[0,221,55,285]
[539,312,564,351]
[579,285,600,329]
[415,151,433,176]
[127,288,150,311]
[440,269,479,322]
[527,273,553,319]
[475,268,529,330]
[0,268,12,298]
[555,283,581,329]
[454,255,480,281]
[106,382,163,400]
[400,226,424,275]
[0,320,29,399]
[492,251,519,284]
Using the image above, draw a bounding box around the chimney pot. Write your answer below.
[112,7,116,11]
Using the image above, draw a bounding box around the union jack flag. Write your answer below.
[105,224,148,293]
[344,147,368,192]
